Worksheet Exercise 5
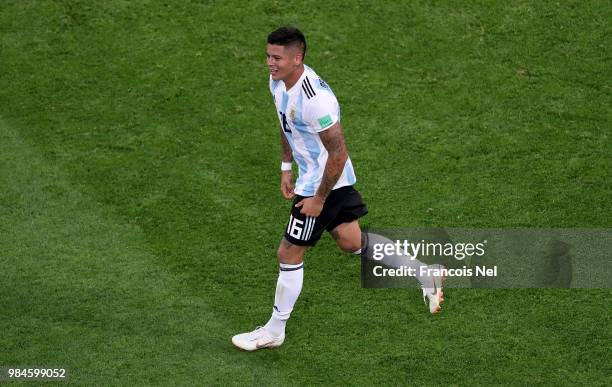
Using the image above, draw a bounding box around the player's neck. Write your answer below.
[283,65,304,91]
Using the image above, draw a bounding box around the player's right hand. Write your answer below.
[280,171,295,200]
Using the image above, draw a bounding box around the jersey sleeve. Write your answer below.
[303,91,340,132]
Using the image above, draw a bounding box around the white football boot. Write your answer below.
[422,264,446,314]
[232,326,285,351]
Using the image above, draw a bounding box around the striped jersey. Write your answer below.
[270,65,357,196]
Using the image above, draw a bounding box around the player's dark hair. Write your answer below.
[267,26,307,61]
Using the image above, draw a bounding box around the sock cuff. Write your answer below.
[279,262,304,271]
[272,306,292,320]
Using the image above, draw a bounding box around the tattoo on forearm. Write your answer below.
[317,123,348,200]
[280,129,293,162]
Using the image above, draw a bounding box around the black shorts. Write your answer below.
[284,185,368,246]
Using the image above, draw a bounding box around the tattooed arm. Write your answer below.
[280,127,293,163]
[280,128,295,199]
[316,122,348,201]
[294,122,348,216]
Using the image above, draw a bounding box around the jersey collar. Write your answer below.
[284,65,308,95]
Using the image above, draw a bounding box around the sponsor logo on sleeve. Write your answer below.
[318,114,333,129]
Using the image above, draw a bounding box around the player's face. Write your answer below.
[266,44,301,81]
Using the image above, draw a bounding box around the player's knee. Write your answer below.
[276,245,289,262]
[337,238,361,254]
[277,239,305,264]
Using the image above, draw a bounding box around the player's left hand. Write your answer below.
[295,196,325,217]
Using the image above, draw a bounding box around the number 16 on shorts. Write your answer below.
[287,215,316,241]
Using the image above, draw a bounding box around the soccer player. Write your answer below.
[232,26,444,351]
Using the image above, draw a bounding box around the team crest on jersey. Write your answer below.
[318,78,330,90]
[289,108,296,121]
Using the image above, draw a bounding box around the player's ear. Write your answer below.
[294,52,303,66]
[292,45,304,65]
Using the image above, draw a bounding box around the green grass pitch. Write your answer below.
[1,1,610,385]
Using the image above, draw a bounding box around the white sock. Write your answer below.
[364,233,434,290]
[264,262,304,338]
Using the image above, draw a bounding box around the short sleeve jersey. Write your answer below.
[270,65,357,197]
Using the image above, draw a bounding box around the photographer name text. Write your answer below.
[373,265,498,278]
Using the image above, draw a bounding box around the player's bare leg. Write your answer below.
[277,237,308,264]
[232,238,307,351]
[330,220,363,254]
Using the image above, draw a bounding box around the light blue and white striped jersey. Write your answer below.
[270,65,357,197]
